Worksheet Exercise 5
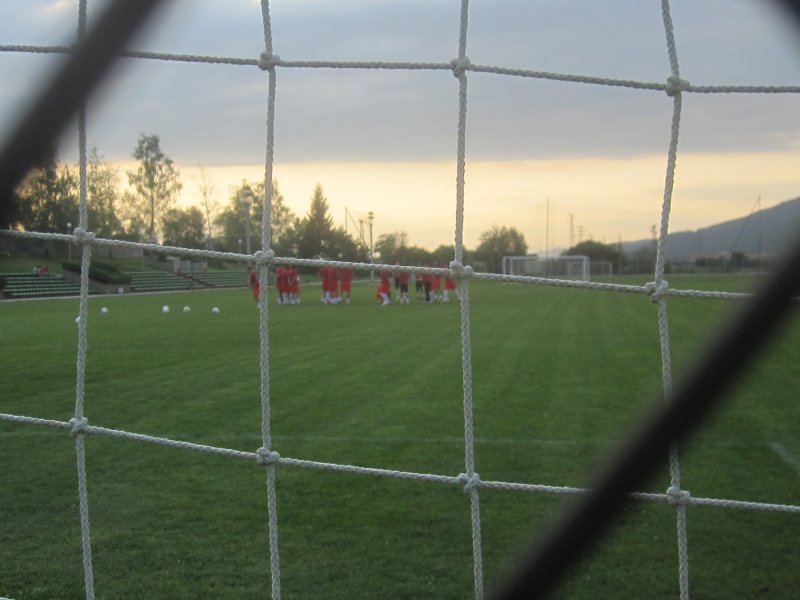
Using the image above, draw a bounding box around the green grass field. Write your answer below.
[2,274,799,599]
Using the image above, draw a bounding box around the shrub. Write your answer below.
[61,261,132,285]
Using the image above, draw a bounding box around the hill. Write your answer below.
[623,196,800,260]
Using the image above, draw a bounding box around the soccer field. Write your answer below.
[2,274,799,599]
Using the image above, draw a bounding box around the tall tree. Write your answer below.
[294,183,335,258]
[126,134,182,243]
[196,165,218,249]
[474,225,528,273]
[86,148,123,239]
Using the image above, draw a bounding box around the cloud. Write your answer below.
[2,0,799,166]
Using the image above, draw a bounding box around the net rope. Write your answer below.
[2,0,799,598]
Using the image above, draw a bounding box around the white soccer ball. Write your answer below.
[100,307,108,314]
[75,316,81,324]
[211,307,220,314]
[162,305,170,314]
[183,306,191,313]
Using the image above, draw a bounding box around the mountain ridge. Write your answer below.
[621,196,800,260]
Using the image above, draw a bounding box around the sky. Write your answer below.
[1,0,799,253]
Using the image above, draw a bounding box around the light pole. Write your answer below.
[368,211,374,280]
[67,222,72,261]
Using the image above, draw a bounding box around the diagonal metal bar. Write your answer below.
[0,0,167,203]
[492,228,800,599]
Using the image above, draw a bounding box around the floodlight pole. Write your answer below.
[368,211,374,281]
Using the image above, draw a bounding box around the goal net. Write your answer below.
[503,254,590,281]
[1,1,799,599]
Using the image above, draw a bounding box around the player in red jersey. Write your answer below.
[248,269,260,302]
[376,269,391,305]
[338,266,353,304]
[326,266,340,304]
[318,265,330,303]
[421,268,433,303]
[396,269,410,304]
[286,266,300,304]
[274,266,285,304]
[443,274,457,302]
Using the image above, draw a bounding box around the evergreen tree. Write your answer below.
[296,183,335,258]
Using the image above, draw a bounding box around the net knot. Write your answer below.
[666,486,691,506]
[458,472,480,493]
[254,249,275,265]
[72,228,95,244]
[69,417,89,437]
[449,57,471,78]
[449,261,473,279]
[258,52,281,71]
[665,75,690,97]
[257,447,281,465]
[645,280,669,303]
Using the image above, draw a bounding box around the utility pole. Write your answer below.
[568,213,574,248]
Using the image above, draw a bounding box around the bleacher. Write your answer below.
[187,271,249,289]
[127,271,192,293]
[0,272,83,299]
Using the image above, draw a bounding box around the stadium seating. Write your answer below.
[184,271,249,289]
[126,271,192,292]
[0,273,84,298]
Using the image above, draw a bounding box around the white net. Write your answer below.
[2,1,800,599]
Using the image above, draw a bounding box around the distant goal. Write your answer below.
[502,255,590,282]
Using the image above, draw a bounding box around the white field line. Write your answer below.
[768,442,800,477]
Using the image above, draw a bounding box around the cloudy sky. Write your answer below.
[1,0,799,252]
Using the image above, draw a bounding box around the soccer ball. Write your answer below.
[211,307,220,314]
[162,305,170,314]
[183,306,191,313]
[100,307,108,314]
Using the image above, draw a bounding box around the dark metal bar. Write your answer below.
[0,0,167,204]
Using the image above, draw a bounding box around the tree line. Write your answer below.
[4,133,536,272]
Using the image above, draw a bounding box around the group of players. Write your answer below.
[247,266,301,305]
[376,267,458,305]
[247,264,458,306]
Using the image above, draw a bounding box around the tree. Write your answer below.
[125,134,182,243]
[474,225,527,273]
[214,179,295,253]
[196,165,218,249]
[375,231,409,263]
[86,148,124,239]
[295,183,336,258]
[162,206,206,249]
[430,244,456,266]
[15,147,78,234]
[563,240,621,264]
